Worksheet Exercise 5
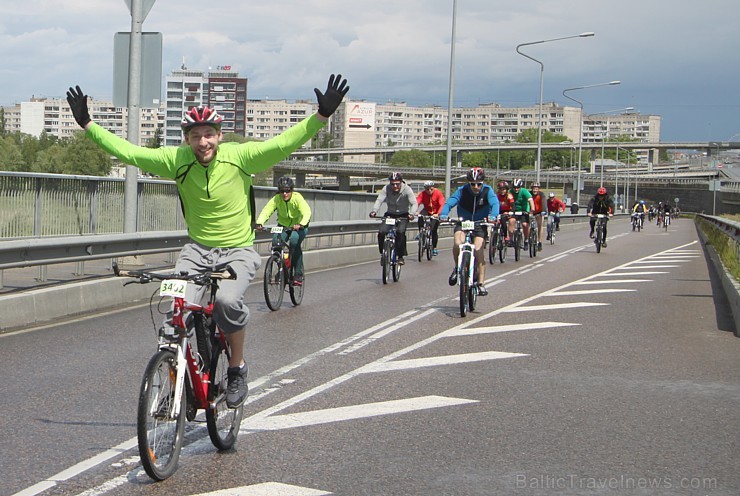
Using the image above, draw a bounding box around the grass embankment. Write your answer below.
[696,215,740,282]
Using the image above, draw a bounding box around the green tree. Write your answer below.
[389,149,432,168]
[0,136,25,171]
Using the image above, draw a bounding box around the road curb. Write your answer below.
[695,223,740,337]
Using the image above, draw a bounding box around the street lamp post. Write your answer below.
[516,32,594,185]
[562,80,620,205]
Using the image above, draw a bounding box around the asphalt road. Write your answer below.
[2,217,739,496]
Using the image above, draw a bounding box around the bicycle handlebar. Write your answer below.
[112,261,236,285]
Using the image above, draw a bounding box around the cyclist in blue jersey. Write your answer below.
[440,167,499,296]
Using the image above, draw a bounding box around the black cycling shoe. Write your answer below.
[602,240,607,248]
[448,268,458,286]
[477,284,488,296]
[589,231,595,239]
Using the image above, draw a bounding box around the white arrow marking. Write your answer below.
[504,302,609,312]
[192,482,332,495]
[549,289,636,296]
[572,279,651,284]
[243,396,478,432]
[360,351,527,373]
[442,321,579,337]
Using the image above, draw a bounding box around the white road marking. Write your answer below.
[441,321,579,337]
[337,308,437,355]
[360,351,527,373]
[193,482,332,496]
[601,271,668,276]
[549,288,636,296]
[244,396,478,432]
[503,302,609,312]
[572,279,651,284]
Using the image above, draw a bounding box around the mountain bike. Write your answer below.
[445,219,492,317]
[631,212,644,232]
[511,212,525,262]
[262,226,304,310]
[417,215,434,262]
[593,214,608,253]
[488,214,507,264]
[112,262,243,481]
[546,212,557,244]
[528,214,540,258]
[380,217,402,284]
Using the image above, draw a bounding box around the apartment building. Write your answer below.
[246,99,316,140]
[164,67,248,146]
[2,97,162,145]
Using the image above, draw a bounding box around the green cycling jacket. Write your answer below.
[255,191,312,228]
[86,115,324,247]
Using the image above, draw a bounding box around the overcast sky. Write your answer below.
[1,0,737,142]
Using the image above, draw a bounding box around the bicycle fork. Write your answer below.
[457,244,476,285]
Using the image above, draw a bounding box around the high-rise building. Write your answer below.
[164,66,248,146]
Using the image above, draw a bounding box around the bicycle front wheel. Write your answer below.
[529,229,538,258]
[392,247,402,282]
[137,349,185,481]
[382,241,392,284]
[425,232,433,260]
[459,252,471,317]
[417,232,424,262]
[263,255,285,310]
[206,338,244,451]
[513,231,521,262]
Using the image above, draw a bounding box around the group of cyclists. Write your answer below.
[368,167,587,297]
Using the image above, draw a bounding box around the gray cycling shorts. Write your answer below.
[173,241,261,334]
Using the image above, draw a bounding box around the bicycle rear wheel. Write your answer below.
[263,254,285,310]
[206,336,244,451]
[382,240,392,284]
[459,252,471,317]
[137,349,185,481]
[289,266,304,306]
[489,230,498,264]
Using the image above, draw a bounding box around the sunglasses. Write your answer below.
[390,182,402,186]
[279,189,292,194]
[469,182,483,187]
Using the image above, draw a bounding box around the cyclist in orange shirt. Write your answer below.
[416,181,445,255]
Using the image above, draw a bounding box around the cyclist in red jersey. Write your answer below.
[496,181,515,242]
[416,180,445,255]
[546,192,566,239]
[530,182,546,251]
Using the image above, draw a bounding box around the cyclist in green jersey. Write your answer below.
[66,75,349,408]
[509,178,536,249]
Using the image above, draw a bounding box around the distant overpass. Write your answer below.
[291,141,740,158]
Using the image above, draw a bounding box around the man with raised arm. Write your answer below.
[66,75,349,408]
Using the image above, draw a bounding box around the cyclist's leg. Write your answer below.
[589,217,596,237]
[289,228,307,277]
[396,218,409,257]
[473,234,486,284]
[378,223,389,254]
[430,217,440,248]
[210,246,261,369]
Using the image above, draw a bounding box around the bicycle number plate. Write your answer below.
[384,217,396,225]
[160,280,188,298]
[461,220,475,230]
[270,226,284,234]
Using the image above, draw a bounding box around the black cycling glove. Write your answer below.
[314,74,349,118]
[66,85,91,128]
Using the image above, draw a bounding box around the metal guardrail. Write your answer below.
[696,214,740,265]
